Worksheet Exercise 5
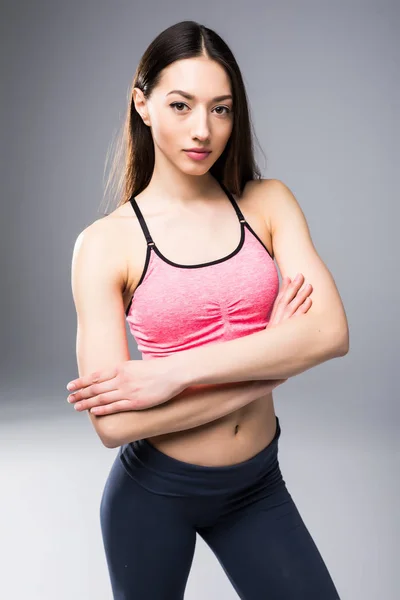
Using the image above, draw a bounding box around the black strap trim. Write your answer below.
[218,180,246,224]
[128,196,155,246]
[128,180,245,248]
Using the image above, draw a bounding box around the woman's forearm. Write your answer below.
[169,311,349,389]
[103,380,276,448]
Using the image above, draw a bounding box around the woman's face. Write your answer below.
[134,57,234,174]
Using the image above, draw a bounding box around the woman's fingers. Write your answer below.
[90,400,134,415]
[268,275,313,327]
[293,295,312,316]
[285,274,306,303]
[268,277,292,323]
[268,278,290,326]
[273,274,305,322]
[289,282,313,313]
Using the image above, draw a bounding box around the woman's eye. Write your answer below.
[214,106,231,115]
[170,102,189,112]
[169,102,232,115]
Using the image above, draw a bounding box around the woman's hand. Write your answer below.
[267,273,313,328]
[67,356,186,415]
[254,273,313,393]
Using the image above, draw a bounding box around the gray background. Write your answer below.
[1,1,398,598]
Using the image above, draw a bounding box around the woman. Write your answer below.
[68,20,348,599]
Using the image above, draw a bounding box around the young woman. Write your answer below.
[68,20,348,599]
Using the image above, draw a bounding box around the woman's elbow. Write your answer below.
[102,436,120,449]
[337,330,350,356]
[93,413,141,449]
[99,421,122,449]
[88,412,122,448]
[329,319,350,357]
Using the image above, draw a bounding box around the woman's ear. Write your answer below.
[132,87,151,126]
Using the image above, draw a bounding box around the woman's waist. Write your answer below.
[118,403,282,498]
[145,392,276,467]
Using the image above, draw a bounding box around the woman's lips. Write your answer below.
[184,150,211,161]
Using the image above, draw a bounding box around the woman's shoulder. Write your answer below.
[80,200,144,248]
[236,177,279,232]
[76,210,131,253]
[72,207,142,297]
[71,217,126,285]
[89,204,149,302]
[241,177,283,203]
[241,177,298,233]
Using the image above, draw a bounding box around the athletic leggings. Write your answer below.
[99,416,341,599]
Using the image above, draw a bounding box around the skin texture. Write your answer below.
[69,56,349,463]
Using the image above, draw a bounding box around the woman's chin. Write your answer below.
[179,162,212,175]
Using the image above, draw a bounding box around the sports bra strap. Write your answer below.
[128,180,246,248]
[218,180,246,224]
[128,196,155,247]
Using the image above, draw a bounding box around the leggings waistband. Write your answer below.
[119,415,282,497]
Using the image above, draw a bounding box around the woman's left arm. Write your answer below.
[170,179,349,387]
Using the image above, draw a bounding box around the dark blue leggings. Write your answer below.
[100,416,341,599]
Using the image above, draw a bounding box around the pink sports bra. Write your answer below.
[125,180,279,359]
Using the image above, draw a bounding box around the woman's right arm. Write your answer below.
[71,220,280,448]
[71,219,132,447]
[103,379,282,448]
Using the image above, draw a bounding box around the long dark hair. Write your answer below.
[101,21,264,214]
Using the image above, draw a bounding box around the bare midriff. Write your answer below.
[146,390,277,467]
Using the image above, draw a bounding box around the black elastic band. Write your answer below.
[128,196,155,246]
[218,180,246,223]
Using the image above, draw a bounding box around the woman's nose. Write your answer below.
[191,110,211,140]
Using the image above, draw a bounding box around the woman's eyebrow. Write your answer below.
[166,89,233,102]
